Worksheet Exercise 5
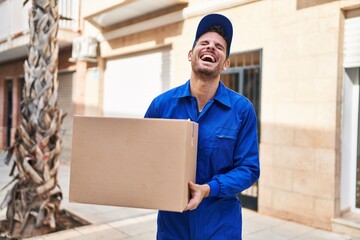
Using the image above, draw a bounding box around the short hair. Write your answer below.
[207,25,229,48]
[193,25,230,57]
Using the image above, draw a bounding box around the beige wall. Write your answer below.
[242,0,340,229]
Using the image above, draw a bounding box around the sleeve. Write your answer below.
[144,99,158,118]
[207,102,260,197]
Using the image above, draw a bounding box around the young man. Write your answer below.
[145,14,260,240]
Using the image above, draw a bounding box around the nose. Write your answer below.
[206,41,216,50]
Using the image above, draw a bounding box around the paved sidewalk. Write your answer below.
[0,159,352,240]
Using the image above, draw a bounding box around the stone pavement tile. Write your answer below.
[75,209,126,224]
[81,204,122,214]
[90,207,154,223]
[64,234,128,240]
[29,228,82,240]
[74,223,114,235]
[25,214,157,240]
[109,213,157,239]
[249,212,287,227]
[61,200,156,225]
[61,202,101,219]
[243,217,269,235]
[109,213,157,228]
[26,224,129,240]
[270,220,315,239]
[131,231,157,240]
[243,209,350,240]
[245,229,289,240]
[242,208,258,219]
[293,228,352,240]
[26,236,46,240]
[84,207,154,225]
[243,209,280,236]
[74,224,129,240]
[117,219,156,237]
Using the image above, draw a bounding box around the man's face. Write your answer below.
[189,31,230,81]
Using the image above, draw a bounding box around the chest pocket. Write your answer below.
[210,128,238,175]
[213,127,237,149]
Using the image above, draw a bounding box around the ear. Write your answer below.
[223,59,231,71]
[188,50,192,61]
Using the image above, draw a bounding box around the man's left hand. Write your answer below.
[184,181,210,211]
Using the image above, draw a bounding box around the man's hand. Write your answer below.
[184,181,210,211]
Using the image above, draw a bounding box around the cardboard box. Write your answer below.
[69,116,198,212]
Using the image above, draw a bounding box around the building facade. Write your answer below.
[1,0,360,237]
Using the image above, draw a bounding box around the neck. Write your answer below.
[190,74,219,112]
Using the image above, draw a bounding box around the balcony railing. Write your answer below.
[59,0,80,31]
[0,0,79,41]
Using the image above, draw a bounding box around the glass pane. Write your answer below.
[252,52,260,65]
[244,52,253,66]
[243,68,260,118]
[229,51,260,68]
[221,73,239,92]
[229,54,242,68]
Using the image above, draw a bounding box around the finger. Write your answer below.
[184,198,197,211]
[188,181,196,190]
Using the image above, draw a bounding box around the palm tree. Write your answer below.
[0,0,65,237]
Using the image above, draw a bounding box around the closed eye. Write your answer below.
[199,40,209,46]
[215,43,225,51]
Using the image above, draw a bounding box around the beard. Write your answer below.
[191,58,224,81]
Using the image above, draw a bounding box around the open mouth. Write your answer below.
[200,54,216,63]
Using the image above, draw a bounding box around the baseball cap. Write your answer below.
[193,13,233,57]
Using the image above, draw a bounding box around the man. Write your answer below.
[145,13,260,240]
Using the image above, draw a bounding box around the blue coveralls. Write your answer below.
[145,80,260,240]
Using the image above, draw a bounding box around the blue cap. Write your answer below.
[193,14,233,57]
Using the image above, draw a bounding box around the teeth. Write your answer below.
[201,55,215,62]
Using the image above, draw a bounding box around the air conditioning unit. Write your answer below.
[69,36,98,62]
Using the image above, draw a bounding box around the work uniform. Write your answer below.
[145,80,260,240]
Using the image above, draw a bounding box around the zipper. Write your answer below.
[216,135,236,140]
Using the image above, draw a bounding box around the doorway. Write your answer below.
[5,80,13,147]
[103,48,171,118]
[357,85,360,209]
[221,50,262,211]
[341,67,360,212]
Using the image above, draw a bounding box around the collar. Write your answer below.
[173,80,193,98]
[213,81,232,108]
[173,80,232,109]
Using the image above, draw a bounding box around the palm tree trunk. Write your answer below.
[1,0,65,237]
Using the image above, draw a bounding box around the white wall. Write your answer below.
[103,50,170,118]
